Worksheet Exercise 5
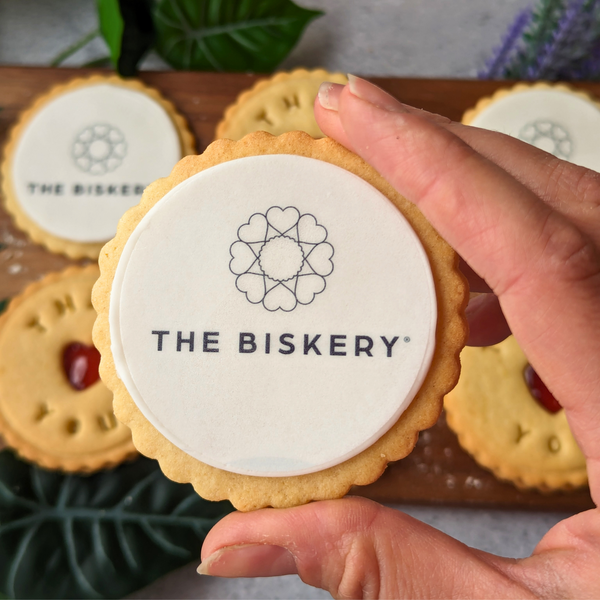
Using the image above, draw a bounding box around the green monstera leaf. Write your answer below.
[97,0,124,65]
[0,451,233,599]
[153,0,323,72]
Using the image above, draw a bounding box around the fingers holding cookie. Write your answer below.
[316,76,600,496]
[317,79,558,297]
[199,497,533,598]
[317,79,600,246]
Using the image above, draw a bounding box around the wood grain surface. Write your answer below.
[0,66,595,511]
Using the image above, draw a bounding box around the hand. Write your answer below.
[198,77,600,598]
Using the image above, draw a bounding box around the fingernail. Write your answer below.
[347,74,407,113]
[317,81,345,111]
[198,544,297,578]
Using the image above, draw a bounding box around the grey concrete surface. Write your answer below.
[0,2,584,599]
[0,0,531,76]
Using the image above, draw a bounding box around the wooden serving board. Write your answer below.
[0,66,595,512]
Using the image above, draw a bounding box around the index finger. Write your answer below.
[315,78,600,496]
[317,78,600,248]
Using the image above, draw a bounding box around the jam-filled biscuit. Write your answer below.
[0,265,135,471]
[445,336,587,491]
[215,68,348,140]
[93,131,468,511]
[1,75,195,259]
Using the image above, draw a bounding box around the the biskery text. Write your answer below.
[151,331,408,358]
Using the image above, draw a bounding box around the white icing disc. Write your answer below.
[110,155,437,477]
[11,83,182,243]
[469,87,600,171]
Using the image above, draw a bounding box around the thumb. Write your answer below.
[198,497,533,599]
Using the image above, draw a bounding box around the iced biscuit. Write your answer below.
[2,75,195,259]
[93,131,468,510]
[463,82,600,171]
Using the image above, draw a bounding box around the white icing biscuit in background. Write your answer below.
[462,83,600,171]
[2,75,195,259]
[93,132,468,511]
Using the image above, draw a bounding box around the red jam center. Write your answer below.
[63,342,101,391]
[524,364,562,413]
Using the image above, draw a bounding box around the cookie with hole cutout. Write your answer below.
[1,75,195,260]
[445,336,587,491]
[0,265,135,472]
[215,69,348,140]
[93,131,468,510]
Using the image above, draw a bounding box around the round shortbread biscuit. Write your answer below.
[462,82,600,171]
[215,68,348,140]
[0,265,135,472]
[1,75,195,259]
[445,336,587,491]
[93,132,468,511]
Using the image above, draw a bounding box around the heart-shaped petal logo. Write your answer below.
[298,214,327,244]
[266,206,300,235]
[305,242,334,277]
[230,206,333,311]
[238,213,268,243]
[235,273,265,304]
[230,241,258,275]
[264,284,297,312]
[296,274,326,305]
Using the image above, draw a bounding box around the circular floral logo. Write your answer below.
[72,123,127,175]
[518,120,572,159]
[229,206,334,312]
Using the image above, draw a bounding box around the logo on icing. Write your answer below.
[518,120,572,159]
[72,123,128,175]
[229,206,334,312]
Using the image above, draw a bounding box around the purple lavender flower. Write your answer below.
[481,0,600,80]
[479,8,533,78]
[529,0,600,79]
[568,40,600,78]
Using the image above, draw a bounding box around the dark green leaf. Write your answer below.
[50,29,100,67]
[97,0,155,77]
[82,56,114,69]
[117,0,156,76]
[0,451,233,599]
[0,299,8,315]
[153,0,323,72]
[97,0,124,66]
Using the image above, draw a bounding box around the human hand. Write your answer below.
[198,77,600,598]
